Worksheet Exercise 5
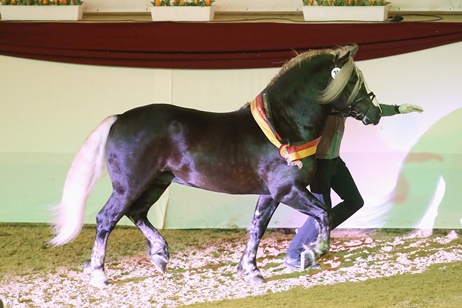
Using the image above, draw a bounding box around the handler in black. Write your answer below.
[285,103,424,269]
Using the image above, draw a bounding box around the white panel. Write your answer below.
[337,42,462,229]
[171,68,277,111]
[0,56,172,153]
[0,43,461,230]
[390,0,461,11]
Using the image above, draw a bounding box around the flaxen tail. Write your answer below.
[50,115,118,246]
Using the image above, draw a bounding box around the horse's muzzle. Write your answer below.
[362,114,381,125]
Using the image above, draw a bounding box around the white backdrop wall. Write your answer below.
[1,42,461,229]
[82,0,461,13]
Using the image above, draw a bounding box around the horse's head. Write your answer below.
[319,45,382,125]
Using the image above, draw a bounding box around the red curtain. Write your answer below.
[0,21,461,69]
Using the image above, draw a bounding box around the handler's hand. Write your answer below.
[399,104,424,114]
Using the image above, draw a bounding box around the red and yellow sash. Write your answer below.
[250,93,321,169]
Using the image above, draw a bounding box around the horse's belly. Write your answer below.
[171,170,267,195]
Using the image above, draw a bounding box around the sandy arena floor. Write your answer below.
[1,229,461,307]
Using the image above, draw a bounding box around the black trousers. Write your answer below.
[311,157,364,229]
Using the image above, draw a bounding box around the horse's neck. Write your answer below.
[267,92,329,143]
[263,56,333,143]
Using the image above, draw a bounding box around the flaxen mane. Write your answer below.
[268,45,363,105]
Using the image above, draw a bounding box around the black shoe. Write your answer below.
[309,263,321,269]
[284,255,301,269]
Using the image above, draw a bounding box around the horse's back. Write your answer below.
[114,103,250,134]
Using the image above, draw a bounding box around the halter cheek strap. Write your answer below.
[250,93,322,169]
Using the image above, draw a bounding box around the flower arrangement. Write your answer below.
[150,0,215,21]
[0,0,82,4]
[303,0,389,6]
[152,0,214,6]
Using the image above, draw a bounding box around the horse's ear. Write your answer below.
[347,44,359,57]
[335,44,358,66]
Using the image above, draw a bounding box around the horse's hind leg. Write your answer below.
[237,195,279,284]
[131,216,169,273]
[126,179,173,274]
[84,193,130,288]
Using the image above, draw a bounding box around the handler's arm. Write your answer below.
[380,104,424,117]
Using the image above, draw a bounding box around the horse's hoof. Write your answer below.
[246,274,265,284]
[316,241,330,255]
[90,270,108,288]
[83,260,92,275]
[151,254,168,274]
[238,270,266,284]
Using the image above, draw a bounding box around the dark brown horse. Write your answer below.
[51,44,381,287]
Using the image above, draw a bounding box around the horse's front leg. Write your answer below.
[284,188,330,268]
[237,195,279,284]
[301,207,330,269]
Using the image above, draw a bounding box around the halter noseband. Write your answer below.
[331,91,376,121]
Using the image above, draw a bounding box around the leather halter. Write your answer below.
[331,91,376,121]
[250,93,321,169]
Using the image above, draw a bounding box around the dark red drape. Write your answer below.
[0,21,461,69]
